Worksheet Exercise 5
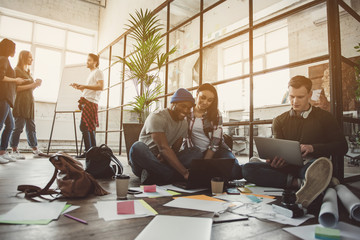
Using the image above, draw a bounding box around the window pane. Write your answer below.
[170,0,200,28]
[203,0,249,46]
[266,48,289,68]
[168,53,199,92]
[34,24,65,48]
[0,16,32,41]
[33,48,62,102]
[65,52,87,65]
[169,17,200,60]
[67,31,94,53]
[266,27,288,52]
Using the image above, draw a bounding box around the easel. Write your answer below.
[46,108,82,155]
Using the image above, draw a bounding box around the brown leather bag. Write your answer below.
[17,152,109,200]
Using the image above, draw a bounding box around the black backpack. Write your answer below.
[85,144,123,179]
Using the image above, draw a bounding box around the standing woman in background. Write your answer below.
[184,83,243,179]
[0,38,25,164]
[10,50,43,159]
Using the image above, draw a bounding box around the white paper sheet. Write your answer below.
[319,188,339,228]
[283,222,360,240]
[335,184,360,222]
[231,203,313,226]
[160,185,208,193]
[164,197,230,213]
[0,202,66,221]
[129,187,173,198]
[94,200,157,221]
[246,185,284,197]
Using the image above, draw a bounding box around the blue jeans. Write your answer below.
[242,159,316,188]
[0,100,14,151]
[80,119,96,151]
[129,141,203,184]
[10,117,38,148]
[210,147,243,180]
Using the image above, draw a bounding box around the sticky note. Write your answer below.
[315,226,340,240]
[117,201,135,215]
[238,187,252,193]
[143,185,156,193]
[246,195,262,203]
[175,194,225,202]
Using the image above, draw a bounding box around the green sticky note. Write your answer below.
[315,226,341,240]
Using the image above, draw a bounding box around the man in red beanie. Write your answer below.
[129,88,203,184]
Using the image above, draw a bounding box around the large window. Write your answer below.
[0,12,97,102]
[98,0,359,181]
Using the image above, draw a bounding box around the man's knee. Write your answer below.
[129,142,147,161]
[242,162,258,180]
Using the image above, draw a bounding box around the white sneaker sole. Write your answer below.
[296,157,333,208]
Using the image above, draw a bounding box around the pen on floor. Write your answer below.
[63,213,88,225]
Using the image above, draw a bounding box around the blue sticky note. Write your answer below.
[246,195,262,203]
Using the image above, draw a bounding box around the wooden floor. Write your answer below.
[0,154,360,240]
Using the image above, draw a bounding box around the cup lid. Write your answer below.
[115,174,130,179]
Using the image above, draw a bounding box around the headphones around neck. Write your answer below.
[289,105,313,119]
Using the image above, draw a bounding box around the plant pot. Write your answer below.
[123,123,144,165]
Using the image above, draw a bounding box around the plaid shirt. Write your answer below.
[185,110,230,152]
[78,97,99,132]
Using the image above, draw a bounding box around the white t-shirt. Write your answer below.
[82,68,104,104]
[191,117,210,152]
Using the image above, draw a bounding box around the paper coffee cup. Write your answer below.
[211,177,224,195]
[115,174,130,199]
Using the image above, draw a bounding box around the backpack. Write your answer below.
[17,152,109,200]
[85,144,123,179]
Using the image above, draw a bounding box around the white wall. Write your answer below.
[98,0,164,51]
[0,0,100,30]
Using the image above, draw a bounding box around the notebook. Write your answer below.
[135,215,212,240]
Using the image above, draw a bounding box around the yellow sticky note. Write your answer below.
[139,199,158,215]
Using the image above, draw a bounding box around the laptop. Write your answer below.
[174,158,235,189]
[253,136,304,166]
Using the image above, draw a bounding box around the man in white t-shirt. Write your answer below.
[71,53,104,158]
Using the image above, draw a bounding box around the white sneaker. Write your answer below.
[11,150,26,160]
[0,155,9,164]
[33,149,44,158]
[249,156,263,163]
[1,152,16,162]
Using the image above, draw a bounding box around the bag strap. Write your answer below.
[99,144,123,175]
[17,168,59,200]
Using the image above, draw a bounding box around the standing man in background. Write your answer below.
[71,53,104,158]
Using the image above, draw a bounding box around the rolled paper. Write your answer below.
[318,188,338,228]
[335,184,360,222]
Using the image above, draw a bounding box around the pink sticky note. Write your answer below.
[143,185,156,193]
[117,201,135,215]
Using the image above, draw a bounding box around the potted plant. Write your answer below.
[115,9,176,161]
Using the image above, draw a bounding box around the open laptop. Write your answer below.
[253,136,304,166]
[174,158,235,189]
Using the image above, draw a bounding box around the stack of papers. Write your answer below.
[164,195,230,213]
[94,200,157,221]
[245,184,284,197]
[0,202,67,225]
[129,186,180,198]
[231,202,313,226]
[160,184,208,193]
[283,222,360,240]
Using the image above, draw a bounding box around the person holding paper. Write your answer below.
[0,39,26,164]
[242,75,348,208]
[184,83,243,179]
[129,88,203,184]
[70,53,104,158]
[9,50,43,159]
